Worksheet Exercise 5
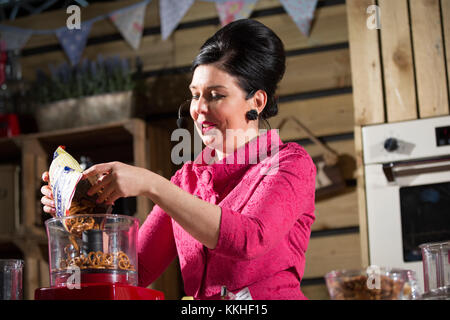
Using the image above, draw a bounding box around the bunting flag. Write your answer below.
[279,0,318,36]
[160,0,194,40]
[110,2,147,50]
[0,29,33,51]
[55,21,93,66]
[216,0,259,26]
[0,0,319,68]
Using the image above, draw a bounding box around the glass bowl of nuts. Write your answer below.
[45,214,139,288]
[324,267,422,300]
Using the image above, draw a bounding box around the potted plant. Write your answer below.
[32,55,144,132]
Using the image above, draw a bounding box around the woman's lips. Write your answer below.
[201,121,216,134]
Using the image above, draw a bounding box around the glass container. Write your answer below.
[45,214,139,288]
[0,259,23,300]
[419,240,450,300]
[324,267,421,300]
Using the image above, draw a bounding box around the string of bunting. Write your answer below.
[0,0,318,66]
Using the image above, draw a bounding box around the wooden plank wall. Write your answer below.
[8,0,363,300]
[347,0,450,278]
[348,0,450,122]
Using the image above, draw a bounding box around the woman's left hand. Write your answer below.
[82,161,150,205]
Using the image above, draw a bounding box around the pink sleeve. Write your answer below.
[138,204,177,287]
[211,153,316,260]
[138,170,184,287]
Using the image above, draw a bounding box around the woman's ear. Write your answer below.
[252,89,268,115]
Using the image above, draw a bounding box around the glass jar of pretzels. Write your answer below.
[46,210,139,287]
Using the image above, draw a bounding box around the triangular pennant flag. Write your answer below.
[160,0,194,40]
[216,0,259,26]
[0,29,33,51]
[110,3,147,50]
[279,0,318,36]
[55,21,93,66]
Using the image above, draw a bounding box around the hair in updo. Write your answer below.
[191,19,286,120]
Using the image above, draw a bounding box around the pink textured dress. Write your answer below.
[138,129,316,300]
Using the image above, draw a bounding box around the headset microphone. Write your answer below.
[177,101,189,129]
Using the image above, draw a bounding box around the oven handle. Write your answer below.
[382,154,450,182]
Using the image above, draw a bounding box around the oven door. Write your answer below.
[364,155,450,292]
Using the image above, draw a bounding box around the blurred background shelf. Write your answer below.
[0,118,182,299]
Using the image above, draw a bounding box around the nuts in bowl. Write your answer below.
[324,267,421,300]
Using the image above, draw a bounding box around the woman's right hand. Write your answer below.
[41,171,56,216]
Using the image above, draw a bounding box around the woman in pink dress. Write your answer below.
[41,19,316,300]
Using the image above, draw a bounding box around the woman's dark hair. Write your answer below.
[192,19,286,120]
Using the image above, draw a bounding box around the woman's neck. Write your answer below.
[213,127,260,162]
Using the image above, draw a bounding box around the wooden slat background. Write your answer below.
[443,0,450,96]
[4,0,366,300]
[16,0,349,81]
[270,93,354,141]
[347,0,385,126]
[379,0,417,122]
[347,0,450,296]
[305,233,361,279]
[410,0,449,118]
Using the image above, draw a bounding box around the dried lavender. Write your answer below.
[31,55,136,105]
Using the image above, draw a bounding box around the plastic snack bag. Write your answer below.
[49,146,111,218]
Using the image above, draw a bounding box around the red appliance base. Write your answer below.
[35,283,164,300]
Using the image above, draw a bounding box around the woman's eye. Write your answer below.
[191,93,225,100]
[211,94,225,100]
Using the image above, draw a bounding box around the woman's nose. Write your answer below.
[192,96,209,116]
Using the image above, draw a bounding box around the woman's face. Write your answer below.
[189,64,258,154]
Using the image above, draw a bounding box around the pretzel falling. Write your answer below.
[68,198,97,216]
[65,216,97,237]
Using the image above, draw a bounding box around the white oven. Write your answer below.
[362,115,450,293]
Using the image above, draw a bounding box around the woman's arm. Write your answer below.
[143,172,222,249]
[211,153,316,260]
[82,162,222,249]
[138,203,178,287]
[83,149,315,255]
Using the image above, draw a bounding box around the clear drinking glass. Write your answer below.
[419,240,450,299]
[0,259,24,300]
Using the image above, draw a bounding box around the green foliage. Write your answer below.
[31,55,136,105]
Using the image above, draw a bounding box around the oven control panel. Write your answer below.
[436,125,450,147]
[362,115,450,164]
